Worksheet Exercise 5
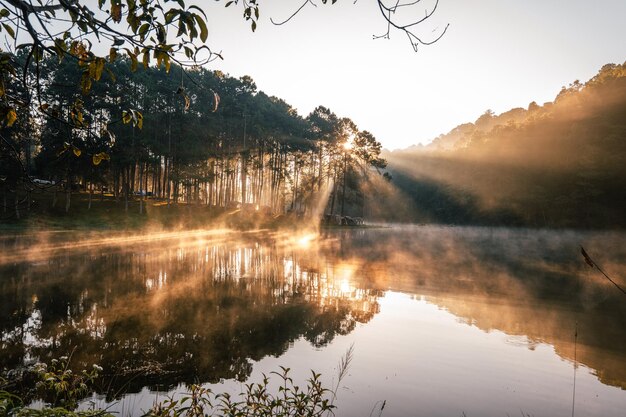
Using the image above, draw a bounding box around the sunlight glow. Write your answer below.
[296,233,317,248]
[340,279,352,294]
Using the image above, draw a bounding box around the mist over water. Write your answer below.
[1,226,625,416]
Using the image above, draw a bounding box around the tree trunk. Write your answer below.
[341,155,347,217]
[124,168,129,213]
[139,162,144,215]
[65,187,71,213]
[14,192,19,219]
[241,152,247,206]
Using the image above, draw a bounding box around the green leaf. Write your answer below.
[2,23,15,39]
[188,5,207,18]
[138,22,150,37]
[194,15,208,42]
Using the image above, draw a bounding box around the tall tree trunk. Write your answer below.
[241,152,247,206]
[114,169,119,202]
[341,154,347,217]
[124,167,129,213]
[14,192,19,219]
[139,162,144,215]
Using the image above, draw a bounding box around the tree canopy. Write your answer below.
[1,53,387,219]
[0,0,452,220]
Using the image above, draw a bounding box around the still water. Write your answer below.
[1,226,625,416]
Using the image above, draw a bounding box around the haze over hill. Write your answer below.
[375,62,626,228]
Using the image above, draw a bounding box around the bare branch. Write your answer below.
[271,0,317,26]
[271,0,447,50]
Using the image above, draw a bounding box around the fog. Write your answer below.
[379,63,626,227]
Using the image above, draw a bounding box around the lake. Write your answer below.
[1,225,625,417]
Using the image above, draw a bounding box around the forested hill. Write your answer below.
[381,62,626,228]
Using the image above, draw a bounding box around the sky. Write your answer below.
[195,0,626,150]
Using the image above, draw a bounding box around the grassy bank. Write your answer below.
[0,189,301,232]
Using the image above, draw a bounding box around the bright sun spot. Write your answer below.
[297,233,317,248]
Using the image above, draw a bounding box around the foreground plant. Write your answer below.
[0,356,110,417]
[148,367,334,417]
[1,347,354,417]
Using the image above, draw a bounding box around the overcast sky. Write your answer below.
[196,0,626,150]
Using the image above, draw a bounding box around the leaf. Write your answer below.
[194,15,208,43]
[2,23,15,39]
[6,109,16,127]
[92,152,110,165]
[111,3,122,22]
[135,110,143,129]
[164,9,177,24]
[109,47,118,62]
[138,23,150,37]
[72,146,82,157]
[94,58,105,81]
[156,25,166,43]
[129,52,138,71]
[164,55,171,73]
[80,70,92,94]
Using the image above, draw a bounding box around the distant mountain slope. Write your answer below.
[381,62,626,228]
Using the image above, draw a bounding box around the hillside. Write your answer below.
[379,62,626,228]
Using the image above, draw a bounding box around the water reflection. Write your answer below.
[1,225,625,411]
[0,230,379,397]
[324,226,626,390]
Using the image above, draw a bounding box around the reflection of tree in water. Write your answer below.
[321,227,626,389]
[0,236,380,397]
